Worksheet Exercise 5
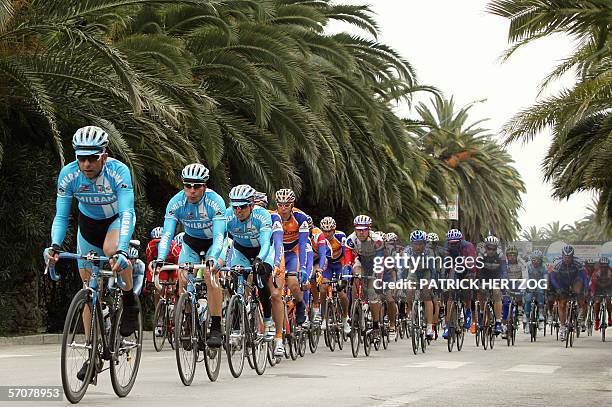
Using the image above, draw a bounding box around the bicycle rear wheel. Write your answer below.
[381,304,389,350]
[410,306,418,355]
[249,302,267,375]
[153,300,167,352]
[601,305,607,342]
[335,302,344,350]
[363,309,372,356]
[174,293,197,385]
[456,303,465,352]
[61,289,97,404]
[325,302,336,352]
[225,295,246,377]
[202,317,221,381]
[474,302,481,347]
[288,313,298,360]
[110,296,143,397]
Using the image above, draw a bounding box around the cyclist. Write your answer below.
[476,235,506,336]
[443,229,477,338]
[502,245,527,337]
[524,250,547,326]
[254,191,285,343]
[404,230,435,339]
[153,164,227,348]
[306,216,329,328]
[224,184,280,353]
[318,217,350,333]
[44,126,137,380]
[45,126,138,330]
[271,189,310,327]
[145,227,180,303]
[549,245,588,341]
[383,232,401,339]
[427,232,444,335]
[591,257,612,331]
[344,215,385,338]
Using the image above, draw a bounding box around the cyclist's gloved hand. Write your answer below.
[44,244,62,265]
[299,267,309,285]
[252,257,264,275]
[112,250,130,273]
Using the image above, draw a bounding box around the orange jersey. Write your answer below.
[270,207,310,252]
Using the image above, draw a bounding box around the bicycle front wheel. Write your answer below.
[174,293,197,385]
[225,295,246,377]
[61,289,98,404]
[153,299,167,352]
[110,296,143,397]
[202,316,221,382]
[350,301,361,358]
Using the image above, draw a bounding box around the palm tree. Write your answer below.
[409,95,526,241]
[488,0,612,231]
[520,225,545,241]
[541,221,571,241]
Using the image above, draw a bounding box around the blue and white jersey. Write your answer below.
[51,158,135,252]
[157,189,226,262]
[225,206,273,260]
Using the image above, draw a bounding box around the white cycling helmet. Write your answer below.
[229,184,256,206]
[72,126,109,155]
[181,164,209,183]
[320,217,337,231]
[484,235,500,247]
[150,226,163,239]
[275,188,296,204]
[128,246,139,259]
[385,232,398,243]
[353,215,372,230]
[426,232,439,242]
[173,232,185,247]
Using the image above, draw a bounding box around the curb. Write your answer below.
[0,331,153,346]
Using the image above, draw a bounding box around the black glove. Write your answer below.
[252,257,264,275]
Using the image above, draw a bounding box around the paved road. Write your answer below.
[1,328,611,406]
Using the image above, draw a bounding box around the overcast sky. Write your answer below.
[327,0,594,232]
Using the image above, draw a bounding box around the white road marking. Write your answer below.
[332,363,350,366]
[505,364,560,374]
[367,393,423,406]
[402,360,471,369]
[0,354,32,359]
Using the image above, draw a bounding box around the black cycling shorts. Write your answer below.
[78,210,118,249]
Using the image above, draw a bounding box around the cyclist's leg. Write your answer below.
[203,245,223,318]
[285,249,303,302]
[177,242,200,295]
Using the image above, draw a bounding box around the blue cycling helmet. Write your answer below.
[72,126,109,155]
[173,232,185,247]
[446,229,463,241]
[531,250,543,260]
[150,226,163,239]
[229,184,256,206]
[181,164,209,183]
[561,245,574,256]
[253,191,268,207]
[410,230,427,242]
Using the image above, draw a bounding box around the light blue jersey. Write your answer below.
[225,206,274,267]
[157,189,226,265]
[51,158,135,253]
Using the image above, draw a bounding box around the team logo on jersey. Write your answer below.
[120,183,129,189]
[272,221,283,232]
[186,212,194,219]
[78,185,90,192]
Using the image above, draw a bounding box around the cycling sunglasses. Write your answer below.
[183,183,205,190]
[232,203,250,210]
[76,153,103,163]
